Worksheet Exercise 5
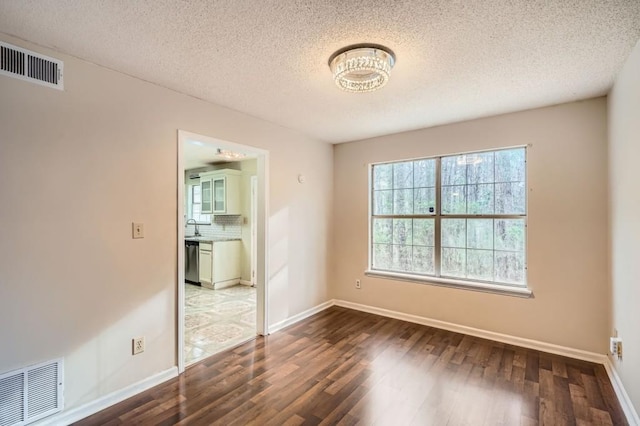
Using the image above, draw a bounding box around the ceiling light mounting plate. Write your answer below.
[329,43,396,93]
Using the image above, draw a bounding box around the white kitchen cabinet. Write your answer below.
[199,240,241,289]
[212,176,226,213]
[199,242,213,285]
[200,179,213,214]
[199,169,241,215]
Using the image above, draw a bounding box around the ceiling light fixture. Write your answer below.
[216,148,246,161]
[328,44,396,93]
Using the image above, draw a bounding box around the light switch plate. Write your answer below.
[132,222,144,239]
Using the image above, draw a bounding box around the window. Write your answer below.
[188,183,211,224]
[369,147,527,292]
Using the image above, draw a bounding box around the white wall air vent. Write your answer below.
[0,42,64,90]
[0,359,64,426]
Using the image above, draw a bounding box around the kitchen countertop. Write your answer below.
[184,236,241,242]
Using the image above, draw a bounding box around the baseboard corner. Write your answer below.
[268,299,335,334]
[602,357,640,425]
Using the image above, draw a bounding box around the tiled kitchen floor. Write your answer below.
[184,283,256,365]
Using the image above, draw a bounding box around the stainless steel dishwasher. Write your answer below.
[185,240,200,285]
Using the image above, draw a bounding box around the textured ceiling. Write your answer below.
[0,1,639,143]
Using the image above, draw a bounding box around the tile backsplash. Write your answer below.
[186,215,242,239]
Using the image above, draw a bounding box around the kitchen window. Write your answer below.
[188,184,211,224]
[367,147,530,296]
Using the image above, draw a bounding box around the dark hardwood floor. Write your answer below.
[74,307,627,425]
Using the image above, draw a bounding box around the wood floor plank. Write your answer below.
[315,382,369,425]
[525,352,540,382]
[553,358,570,378]
[594,364,628,426]
[72,307,628,426]
[570,382,593,423]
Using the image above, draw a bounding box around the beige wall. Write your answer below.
[0,35,332,411]
[332,98,609,353]
[609,40,640,413]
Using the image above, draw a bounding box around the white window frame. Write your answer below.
[187,182,212,225]
[365,146,532,298]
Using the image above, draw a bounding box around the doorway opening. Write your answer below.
[177,130,268,372]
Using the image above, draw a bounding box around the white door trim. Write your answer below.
[177,134,185,373]
[177,130,269,374]
[251,175,258,286]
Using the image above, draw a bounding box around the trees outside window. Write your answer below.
[370,147,527,287]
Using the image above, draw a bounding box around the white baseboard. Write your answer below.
[335,299,640,425]
[38,301,638,426]
[214,278,241,289]
[240,280,254,286]
[268,300,335,334]
[333,300,605,363]
[38,366,178,426]
[603,357,640,425]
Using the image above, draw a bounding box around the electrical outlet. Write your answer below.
[355,279,361,289]
[133,337,145,355]
[132,222,144,239]
[610,337,622,359]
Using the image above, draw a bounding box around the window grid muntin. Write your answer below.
[371,217,435,274]
[439,217,526,284]
[370,147,527,287]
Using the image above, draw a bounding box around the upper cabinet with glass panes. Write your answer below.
[199,169,242,215]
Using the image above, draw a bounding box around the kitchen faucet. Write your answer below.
[186,219,201,236]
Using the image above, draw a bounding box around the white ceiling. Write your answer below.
[183,140,257,170]
[0,1,639,144]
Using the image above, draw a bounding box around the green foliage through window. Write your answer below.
[370,147,527,286]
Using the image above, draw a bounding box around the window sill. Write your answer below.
[364,270,533,298]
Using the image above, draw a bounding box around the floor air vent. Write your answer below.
[0,42,64,90]
[0,359,64,426]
